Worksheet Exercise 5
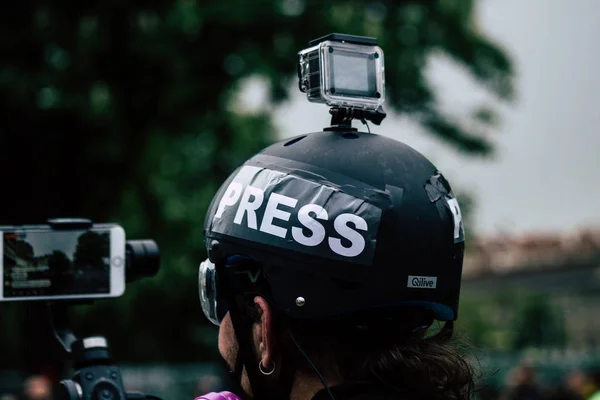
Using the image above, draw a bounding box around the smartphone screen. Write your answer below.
[0,226,125,301]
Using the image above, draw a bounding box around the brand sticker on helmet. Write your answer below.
[209,165,382,265]
[407,275,437,289]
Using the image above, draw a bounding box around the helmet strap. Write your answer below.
[217,257,273,399]
[271,348,297,400]
[217,350,245,397]
[438,320,455,339]
[217,262,299,399]
[234,350,244,378]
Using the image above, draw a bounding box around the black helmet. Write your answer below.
[200,129,465,325]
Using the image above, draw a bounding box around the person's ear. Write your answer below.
[253,296,275,371]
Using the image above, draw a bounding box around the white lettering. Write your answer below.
[407,275,437,289]
[292,204,328,246]
[446,198,463,240]
[328,213,367,257]
[233,186,264,229]
[259,193,298,238]
[215,182,243,219]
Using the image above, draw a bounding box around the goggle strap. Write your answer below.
[218,261,271,399]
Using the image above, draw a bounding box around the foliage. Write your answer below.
[0,0,513,367]
[509,293,567,350]
[457,292,567,352]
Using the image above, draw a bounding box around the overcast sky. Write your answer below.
[266,0,600,236]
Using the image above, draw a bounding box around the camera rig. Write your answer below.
[38,218,162,400]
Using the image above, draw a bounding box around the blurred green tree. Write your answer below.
[457,291,568,353]
[510,293,567,350]
[0,0,513,367]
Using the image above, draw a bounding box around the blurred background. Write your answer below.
[1,0,599,399]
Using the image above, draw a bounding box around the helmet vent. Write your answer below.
[284,135,307,147]
[342,132,359,139]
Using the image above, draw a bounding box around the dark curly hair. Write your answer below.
[243,298,476,400]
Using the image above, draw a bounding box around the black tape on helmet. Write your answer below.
[202,130,465,321]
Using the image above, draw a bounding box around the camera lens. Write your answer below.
[92,381,121,400]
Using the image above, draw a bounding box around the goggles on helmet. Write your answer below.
[198,258,228,326]
[199,256,263,326]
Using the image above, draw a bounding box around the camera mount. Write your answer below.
[38,218,162,400]
[48,302,163,400]
[327,105,387,131]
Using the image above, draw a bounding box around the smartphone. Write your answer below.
[0,224,126,301]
